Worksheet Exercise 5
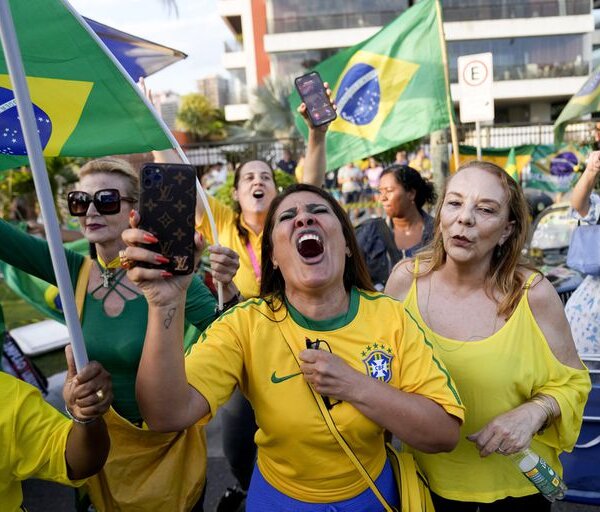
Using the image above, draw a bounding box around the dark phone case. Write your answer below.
[138,163,197,275]
[294,71,337,127]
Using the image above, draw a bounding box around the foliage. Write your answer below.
[373,138,423,165]
[245,75,299,139]
[212,168,297,209]
[0,157,81,220]
[176,93,227,141]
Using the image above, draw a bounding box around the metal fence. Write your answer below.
[457,121,596,148]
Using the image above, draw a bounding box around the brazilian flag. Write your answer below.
[554,66,600,143]
[290,0,452,170]
[0,0,171,171]
[504,148,519,183]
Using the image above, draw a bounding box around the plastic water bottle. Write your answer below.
[510,448,567,502]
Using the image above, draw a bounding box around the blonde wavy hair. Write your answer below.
[78,157,139,202]
[417,160,538,318]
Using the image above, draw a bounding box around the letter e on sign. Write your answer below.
[458,52,494,123]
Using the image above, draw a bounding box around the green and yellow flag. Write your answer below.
[0,0,172,171]
[554,66,600,143]
[290,0,452,170]
[504,148,519,182]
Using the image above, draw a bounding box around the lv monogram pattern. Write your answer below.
[140,167,196,274]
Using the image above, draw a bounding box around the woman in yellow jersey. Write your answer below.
[385,161,591,511]
[2,346,111,512]
[125,184,465,512]
[157,98,331,505]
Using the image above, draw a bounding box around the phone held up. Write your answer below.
[138,163,197,275]
[294,71,337,127]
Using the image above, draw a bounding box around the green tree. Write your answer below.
[176,93,227,141]
[245,75,298,139]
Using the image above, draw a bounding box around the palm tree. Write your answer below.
[245,75,299,139]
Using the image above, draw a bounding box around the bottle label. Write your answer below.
[522,458,563,497]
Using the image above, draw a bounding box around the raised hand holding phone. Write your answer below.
[295,71,337,127]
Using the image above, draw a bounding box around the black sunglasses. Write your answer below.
[67,189,136,216]
[305,337,342,410]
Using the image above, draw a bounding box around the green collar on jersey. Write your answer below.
[285,287,359,331]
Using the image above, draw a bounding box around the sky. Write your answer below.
[69,0,229,95]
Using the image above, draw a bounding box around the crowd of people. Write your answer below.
[0,102,596,512]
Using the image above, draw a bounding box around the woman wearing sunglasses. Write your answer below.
[123,183,465,512]
[0,157,237,511]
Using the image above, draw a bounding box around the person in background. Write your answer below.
[2,345,111,511]
[565,150,600,355]
[276,148,297,176]
[294,155,305,183]
[365,157,384,199]
[337,161,363,205]
[409,148,432,180]
[385,160,590,511]
[126,183,464,512]
[356,165,435,290]
[394,150,408,166]
[0,158,232,511]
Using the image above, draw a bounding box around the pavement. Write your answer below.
[20,372,600,512]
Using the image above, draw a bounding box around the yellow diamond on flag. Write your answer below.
[0,75,92,156]
[330,50,419,142]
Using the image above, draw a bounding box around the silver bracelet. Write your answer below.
[64,404,97,425]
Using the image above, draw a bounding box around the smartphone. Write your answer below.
[138,162,197,275]
[295,71,337,127]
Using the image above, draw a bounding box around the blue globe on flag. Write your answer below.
[0,87,52,156]
[336,63,380,126]
[550,152,578,177]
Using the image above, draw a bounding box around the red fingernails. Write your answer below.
[161,271,173,279]
[143,233,158,243]
[129,209,135,219]
[155,255,169,264]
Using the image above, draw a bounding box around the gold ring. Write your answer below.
[96,389,104,400]
[119,250,135,270]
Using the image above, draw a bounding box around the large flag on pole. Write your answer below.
[0,0,173,171]
[290,0,452,170]
[554,66,600,143]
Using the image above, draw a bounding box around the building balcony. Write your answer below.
[442,0,590,22]
[449,61,590,83]
[450,76,588,103]
[267,10,400,34]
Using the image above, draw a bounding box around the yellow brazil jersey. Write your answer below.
[197,196,261,298]
[1,373,85,511]
[185,288,464,502]
[403,268,591,503]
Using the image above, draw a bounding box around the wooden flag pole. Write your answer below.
[435,0,460,170]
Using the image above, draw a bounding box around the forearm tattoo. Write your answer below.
[163,307,176,329]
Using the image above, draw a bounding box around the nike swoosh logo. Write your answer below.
[271,370,302,384]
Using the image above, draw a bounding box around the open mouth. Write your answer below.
[252,189,265,199]
[296,232,324,258]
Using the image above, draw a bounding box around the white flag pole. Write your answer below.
[0,0,89,370]
[61,0,224,310]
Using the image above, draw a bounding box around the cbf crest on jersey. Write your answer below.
[362,343,393,383]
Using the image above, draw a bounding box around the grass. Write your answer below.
[1,280,67,376]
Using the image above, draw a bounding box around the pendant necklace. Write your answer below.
[97,254,121,288]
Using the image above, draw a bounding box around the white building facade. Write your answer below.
[218,0,595,124]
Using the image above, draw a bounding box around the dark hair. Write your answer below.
[260,183,374,301]
[380,164,436,209]
[233,159,274,245]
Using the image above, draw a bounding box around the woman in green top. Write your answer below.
[0,157,239,511]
